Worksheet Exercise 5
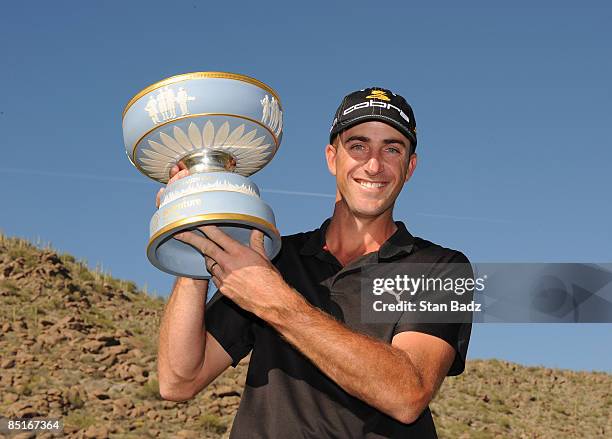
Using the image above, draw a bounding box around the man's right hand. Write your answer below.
[156,162,234,401]
[156,163,190,208]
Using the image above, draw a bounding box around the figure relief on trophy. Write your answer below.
[122,72,283,279]
[144,86,197,124]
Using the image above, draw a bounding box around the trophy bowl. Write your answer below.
[122,72,283,279]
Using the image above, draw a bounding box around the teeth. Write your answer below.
[358,181,386,188]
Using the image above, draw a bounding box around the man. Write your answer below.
[157,87,472,438]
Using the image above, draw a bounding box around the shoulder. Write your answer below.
[268,226,322,263]
[280,229,316,247]
[407,236,473,281]
[411,236,471,265]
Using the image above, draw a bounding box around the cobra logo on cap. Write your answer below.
[342,100,411,124]
[366,89,391,101]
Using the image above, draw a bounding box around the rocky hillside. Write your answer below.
[0,233,610,438]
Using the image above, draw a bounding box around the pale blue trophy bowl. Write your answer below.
[122,72,283,278]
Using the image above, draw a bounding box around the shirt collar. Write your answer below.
[378,221,416,260]
[300,218,332,257]
[300,218,415,261]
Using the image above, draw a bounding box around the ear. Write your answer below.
[325,144,337,176]
[404,152,418,182]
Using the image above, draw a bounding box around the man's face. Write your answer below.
[325,121,417,219]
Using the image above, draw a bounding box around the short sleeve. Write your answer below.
[393,251,473,376]
[205,291,255,367]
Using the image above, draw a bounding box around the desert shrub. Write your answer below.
[59,253,76,264]
[135,379,162,401]
[198,414,227,434]
[64,410,96,429]
[77,269,95,283]
[0,279,20,294]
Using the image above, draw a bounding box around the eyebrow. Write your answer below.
[345,135,407,148]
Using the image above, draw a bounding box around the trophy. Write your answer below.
[122,72,283,278]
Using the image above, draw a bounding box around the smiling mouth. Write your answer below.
[354,178,388,189]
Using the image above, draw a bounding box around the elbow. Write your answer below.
[393,408,423,425]
[158,375,196,402]
[159,383,194,402]
[157,363,199,402]
[389,388,432,425]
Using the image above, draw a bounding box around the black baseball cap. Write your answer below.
[329,87,417,150]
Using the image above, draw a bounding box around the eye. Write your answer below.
[385,146,401,154]
[350,144,365,151]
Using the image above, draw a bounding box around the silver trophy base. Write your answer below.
[147,173,281,279]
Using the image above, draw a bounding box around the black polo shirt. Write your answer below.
[205,219,472,438]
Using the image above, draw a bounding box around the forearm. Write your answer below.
[158,277,208,384]
[265,289,427,422]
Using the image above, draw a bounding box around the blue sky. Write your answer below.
[1,1,610,371]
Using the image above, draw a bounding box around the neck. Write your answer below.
[325,201,398,266]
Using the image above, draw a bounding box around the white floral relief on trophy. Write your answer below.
[144,86,196,124]
[139,121,275,180]
[160,179,260,208]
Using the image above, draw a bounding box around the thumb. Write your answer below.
[249,229,266,257]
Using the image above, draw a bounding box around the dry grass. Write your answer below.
[0,232,610,438]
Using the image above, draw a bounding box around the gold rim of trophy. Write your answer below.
[123,71,282,118]
[147,213,280,252]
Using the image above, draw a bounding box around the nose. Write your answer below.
[364,151,383,175]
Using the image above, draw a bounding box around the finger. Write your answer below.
[205,257,222,276]
[249,229,267,258]
[156,187,165,208]
[173,230,199,243]
[174,230,227,262]
[168,164,180,180]
[168,168,190,185]
[199,225,241,253]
